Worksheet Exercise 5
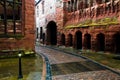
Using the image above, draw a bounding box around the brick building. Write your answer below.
[45,0,120,54]
[0,0,35,51]
[35,0,56,44]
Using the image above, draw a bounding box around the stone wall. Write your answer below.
[56,0,120,53]
[0,0,35,51]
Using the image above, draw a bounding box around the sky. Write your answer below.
[35,0,39,2]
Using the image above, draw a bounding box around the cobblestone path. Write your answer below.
[35,46,120,80]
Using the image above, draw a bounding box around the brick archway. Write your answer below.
[75,31,82,49]
[68,34,73,46]
[96,33,105,51]
[113,33,120,54]
[84,33,91,49]
[61,34,65,45]
[46,21,57,45]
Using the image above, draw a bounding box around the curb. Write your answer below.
[37,52,52,80]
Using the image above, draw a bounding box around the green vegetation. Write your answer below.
[0,54,43,80]
[65,16,119,29]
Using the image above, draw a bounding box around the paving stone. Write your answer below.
[27,72,42,80]
[52,70,120,80]
[35,46,120,80]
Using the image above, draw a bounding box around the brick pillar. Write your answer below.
[105,33,115,52]
[57,31,61,46]
[23,0,35,50]
[65,34,69,47]
[73,34,76,49]
[91,33,97,51]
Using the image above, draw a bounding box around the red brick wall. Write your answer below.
[0,0,35,51]
[56,1,120,53]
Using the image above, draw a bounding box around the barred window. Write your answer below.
[0,0,22,37]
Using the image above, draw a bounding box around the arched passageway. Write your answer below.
[113,33,120,54]
[96,33,105,51]
[68,34,73,46]
[46,21,57,45]
[61,34,65,45]
[42,33,45,44]
[75,31,82,49]
[84,33,91,49]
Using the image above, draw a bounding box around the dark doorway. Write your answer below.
[96,33,105,51]
[42,33,45,44]
[36,28,39,39]
[75,31,82,49]
[46,21,57,45]
[61,34,65,45]
[68,34,73,46]
[84,33,91,49]
[40,27,43,39]
[113,33,120,53]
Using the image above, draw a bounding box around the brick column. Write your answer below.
[105,32,115,52]
[91,33,97,51]
[22,0,35,50]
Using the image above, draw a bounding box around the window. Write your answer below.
[42,1,44,14]
[84,0,88,8]
[105,0,109,3]
[0,0,22,37]
[74,0,77,11]
[68,1,71,12]
[37,6,39,17]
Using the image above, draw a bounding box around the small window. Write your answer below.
[42,1,44,14]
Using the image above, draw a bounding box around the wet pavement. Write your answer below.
[35,45,120,80]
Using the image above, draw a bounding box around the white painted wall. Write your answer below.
[35,0,56,40]
[35,0,45,40]
[44,0,56,15]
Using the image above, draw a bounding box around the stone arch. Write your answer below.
[75,31,82,49]
[68,34,73,46]
[105,0,109,3]
[61,33,65,45]
[46,21,57,45]
[84,33,91,49]
[112,33,120,54]
[95,0,103,4]
[96,33,105,51]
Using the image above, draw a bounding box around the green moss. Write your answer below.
[0,55,43,80]
[64,17,119,29]
[65,25,75,29]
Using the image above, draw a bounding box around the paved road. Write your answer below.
[35,46,120,80]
